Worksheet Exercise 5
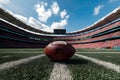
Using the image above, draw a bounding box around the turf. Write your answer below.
[0,48,44,64]
[67,56,120,80]
[0,56,54,80]
[0,53,42,64]
[77,53,120,65]
[0,48,120,80]
[0,48,44,53]
[76,48,120,52]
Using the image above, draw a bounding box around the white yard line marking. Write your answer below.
[75,54,120,73]
[0,54,45,70]
[76,52,120,53]
[49,63,73,80]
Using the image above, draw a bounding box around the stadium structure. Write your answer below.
[0,7,120,49]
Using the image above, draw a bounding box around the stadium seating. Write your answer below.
[0,7,120,49]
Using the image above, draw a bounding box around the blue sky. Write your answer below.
[0,0,120,32]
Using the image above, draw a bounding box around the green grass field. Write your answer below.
[0,48,43,64]
[67,56,120,80]
[0,48,44,52]
[0,48,120,80]
[78,53,120,65]
[0,56,54,80]
[76,48,120,52]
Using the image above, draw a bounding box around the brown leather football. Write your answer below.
[44,41,76,61]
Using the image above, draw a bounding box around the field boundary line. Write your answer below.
[0,54,45,70]
[75,54,120,73]
[49,63,73,80]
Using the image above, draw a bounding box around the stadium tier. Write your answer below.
[0,7,120,48]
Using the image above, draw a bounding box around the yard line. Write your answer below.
[0,54,45,70]
[49,63,73,80]
[75,54,120,73]
[76,52,120,53]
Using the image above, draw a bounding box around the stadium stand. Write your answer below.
[0,7,120,49]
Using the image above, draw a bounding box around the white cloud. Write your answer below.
[65,15,70,19]
[28,17,53,32]
[0,0,10,4]
[51,13,69,29]
[41,23,53,32]
[35,3,52,22]
[5,9,28,23]
[51,19,68,29]
[108,0,119,3]
[15,14,28,23]
[94,5,104,15]
[5,9,53,32]
[34,1,70,30]
[51,2,60,15]
[0,0,10,7]
[60,9,67,19]
[3,1,70,32]
[50,2,70,30]
[28,17,44,30]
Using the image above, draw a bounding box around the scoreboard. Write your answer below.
[54,29,66,34]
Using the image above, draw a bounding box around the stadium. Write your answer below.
[0,5,120,80]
